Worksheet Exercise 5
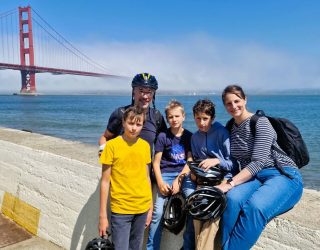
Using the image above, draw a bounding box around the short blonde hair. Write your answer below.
[165,100,185,118]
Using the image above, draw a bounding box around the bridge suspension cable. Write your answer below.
[32,8,109,73]
[0,7,110,74]
[0,6,121,94]
[0,9,19,65]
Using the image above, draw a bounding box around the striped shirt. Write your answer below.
[229,116,297,176]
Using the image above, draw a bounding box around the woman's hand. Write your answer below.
[215,168,252,193]
[99,216,109,237]
[215,182,233,193]
[158,182,172,196]
[199,158,220,171]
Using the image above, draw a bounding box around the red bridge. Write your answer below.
[0,6,121,94]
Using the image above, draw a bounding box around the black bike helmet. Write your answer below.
[162,193,186,235]
[131,73,158,108]
[187,161,224,186]
[185,186,226,221]
[85,233,114,250]
[131,73,158,90]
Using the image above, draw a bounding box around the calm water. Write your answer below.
[0,94,319,190]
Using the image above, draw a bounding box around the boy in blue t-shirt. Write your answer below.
[147,100,196,250]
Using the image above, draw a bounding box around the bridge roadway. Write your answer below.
[0,62,117,77]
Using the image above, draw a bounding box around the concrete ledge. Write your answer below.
[0,127,319,250]
[254,188,320,250]
[2,236,64,250]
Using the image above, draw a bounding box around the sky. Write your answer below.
[0,0,320,94]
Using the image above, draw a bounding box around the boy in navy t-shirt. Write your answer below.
[147,100,196,250]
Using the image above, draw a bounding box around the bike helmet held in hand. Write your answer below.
[185,186,226,221]
[187,161,223,186]
[162,193,187,235]
[85,233,114,250]
[132,73,158,90]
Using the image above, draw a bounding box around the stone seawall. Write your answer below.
[0,128,319,250]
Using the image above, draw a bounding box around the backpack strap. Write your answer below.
[154,109,162,131]
[227,111,263,135]
[249,110,265,136]
[251,110,293,179]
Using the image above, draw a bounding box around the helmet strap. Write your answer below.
[152,95,156,108]
[131,89,134,106]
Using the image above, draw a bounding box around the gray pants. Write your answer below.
[111,212,148,250]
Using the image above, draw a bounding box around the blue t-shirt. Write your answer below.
[155,129,193,173]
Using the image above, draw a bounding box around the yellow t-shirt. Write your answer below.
[100,136,152,214]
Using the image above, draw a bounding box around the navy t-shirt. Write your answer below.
[155,129,193,173]
[106,105,167,152]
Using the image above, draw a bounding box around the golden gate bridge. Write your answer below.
[0,6,121,95]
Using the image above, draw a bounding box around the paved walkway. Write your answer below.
[0,214,63,249]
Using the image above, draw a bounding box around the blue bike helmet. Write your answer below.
[131,73,158,90]
[131,73,158,108]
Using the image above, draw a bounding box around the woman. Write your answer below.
[217,85,303,250]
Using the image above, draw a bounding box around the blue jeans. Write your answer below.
[222,166,303,250]
[111,212,148,250]
[147,172,196,250]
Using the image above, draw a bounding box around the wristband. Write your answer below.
[99,143,106,152]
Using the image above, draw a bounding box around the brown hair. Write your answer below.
[192,99,215,118]
[221,85,246,104]
[122,106,146,124]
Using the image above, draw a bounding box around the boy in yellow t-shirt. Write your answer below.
[99,106,153,250]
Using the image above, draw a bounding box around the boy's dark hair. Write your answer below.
[122,106,146,124]
[192,99,215,118]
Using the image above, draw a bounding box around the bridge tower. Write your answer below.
[19,6,36,94]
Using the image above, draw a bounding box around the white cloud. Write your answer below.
[81,34,320,92]
[1,33,319,93]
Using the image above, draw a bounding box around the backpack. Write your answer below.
[152,108,165,133]
[226,110,309,168]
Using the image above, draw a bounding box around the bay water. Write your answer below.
[0,94,319,190]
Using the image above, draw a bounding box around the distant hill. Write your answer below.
[1,88,319,96]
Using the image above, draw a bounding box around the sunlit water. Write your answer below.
[0,94,319,190]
